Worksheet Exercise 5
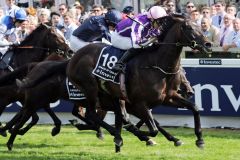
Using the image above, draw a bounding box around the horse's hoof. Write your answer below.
[69,119,78,126]
[174,140,183,147]
[146,139,157,146]
[17,129,25,136]
[196,140,205,149]
[51,127,60,136]
[96,132,104,140]
[0,130,7,137]
[115,145,121,153]
[114,138,123,147]
[7,143,13,151]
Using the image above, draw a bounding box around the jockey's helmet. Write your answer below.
[105,9,123,27]
[122,6,134,14]
[15,8,28,21]
[147,6,167,20]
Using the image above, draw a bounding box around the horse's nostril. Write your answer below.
[204,42,212,48]
[68,50,74,55]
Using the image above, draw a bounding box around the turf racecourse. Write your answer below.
[0,125,240,160]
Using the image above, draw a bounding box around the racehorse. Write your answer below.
[0,23,72,136]
[66,14,211,151]
[1,59,181,150]
[0,23,71,75]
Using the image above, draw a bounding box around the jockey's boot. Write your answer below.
[112,48,139,72]
[180,68,194,99]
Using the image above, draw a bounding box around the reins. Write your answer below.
[142,66,181,75]
[156,41,197,47]
[142,22,196,75]
[16,45,66,56]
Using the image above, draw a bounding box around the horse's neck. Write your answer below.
[146,38,182,71]
[45,54,65,61]
[12,39,46,68]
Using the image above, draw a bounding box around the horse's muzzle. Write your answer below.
[204,42,212,49]
[204,42,212,53]
[67,49,74,58]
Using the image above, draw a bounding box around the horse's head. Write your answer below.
[41,23,73,58]
[173,16,212,54]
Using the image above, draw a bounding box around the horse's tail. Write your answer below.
[17,60,69,89]
[0,62,37,86]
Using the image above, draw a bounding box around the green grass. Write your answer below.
[0,125,240,160]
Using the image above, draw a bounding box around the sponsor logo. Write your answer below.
[199,59,222,65]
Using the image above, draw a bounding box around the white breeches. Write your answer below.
[69,35,90,52]
[111,31,141,50]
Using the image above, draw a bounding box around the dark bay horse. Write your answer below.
[66,15,211,151]
[1,59,181,150]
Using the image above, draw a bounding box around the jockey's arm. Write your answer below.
[130,23,144,48]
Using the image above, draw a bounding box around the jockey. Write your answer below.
[122,6,135,20]
[7,8,29,44]
[69,9,122,52]
[111,6,167,72]
[0,8,28,58]
[2,8,28,45]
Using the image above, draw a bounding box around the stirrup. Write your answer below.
[112,63,125,72]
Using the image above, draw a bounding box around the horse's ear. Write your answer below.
[171,15,185,23]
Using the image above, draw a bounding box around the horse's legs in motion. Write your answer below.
[70,104,104,140]
[44,106,61,136]
[17,113,39,135]
[125,103,158,138]
[7,109,34,151]
[17,105,62,136]
[165,93,204,148]
[70,69,121,136]
[135,118,182,146]
[0,109,24,133]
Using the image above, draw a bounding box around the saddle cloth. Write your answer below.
[66,78,86,100]
[92,46,125,84]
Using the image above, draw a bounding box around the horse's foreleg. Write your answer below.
[7,109,33,151]
[17,113,39,135]
[44,106,61,136]
[154,119,182,146]
[165,94,204,148]
[126,104,158,137]
[112,99,124,152]
[0,109,24,132]
[135,118,181,146]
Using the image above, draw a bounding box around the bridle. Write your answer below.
[156,22,198,48]
[15,45,67,57]
[142,21,198,75]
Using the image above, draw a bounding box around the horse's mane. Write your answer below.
[20,24,49,46]
[157,14,185,42]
